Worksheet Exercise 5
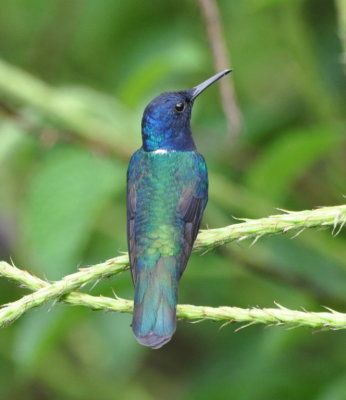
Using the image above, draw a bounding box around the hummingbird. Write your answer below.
[127,69,232,349]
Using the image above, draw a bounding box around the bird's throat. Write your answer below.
[142,127,196,152]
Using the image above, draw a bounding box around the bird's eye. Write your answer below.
[174,102,185,113]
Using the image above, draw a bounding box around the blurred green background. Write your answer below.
[0,0,346,399]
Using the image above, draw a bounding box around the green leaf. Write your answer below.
[13,307,75,374]
[117,40,206,107]
[22,145,124,278]
[249,0,302,11]
[244,126,343,202]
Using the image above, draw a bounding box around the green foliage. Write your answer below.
[245,125,343,201]
[0,0,345,399]
[22,146,123,277]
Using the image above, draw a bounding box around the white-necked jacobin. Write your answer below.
[127,70,232,349]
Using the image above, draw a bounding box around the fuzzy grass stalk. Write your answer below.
[1,261,346,330]
[195,204,346,249]
[0,204,345,329]
[0,257,128,327]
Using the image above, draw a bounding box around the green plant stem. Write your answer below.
[195,204,346,249]
[0,257,128,327]
[0,204,345,329]
[1,261,346,330]
[58,293,346,330]
[0,58,134,158]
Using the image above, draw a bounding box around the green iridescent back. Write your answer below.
[127,148,208,348]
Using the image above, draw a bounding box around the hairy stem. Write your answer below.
[0,204,345,328]
[1,261,346,330]
[0,257,128,327]
[195,204,346,249]
[52,293,346,330]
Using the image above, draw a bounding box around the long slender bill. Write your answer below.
[191,69,232,100]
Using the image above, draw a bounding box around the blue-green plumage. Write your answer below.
[127,70,231,349]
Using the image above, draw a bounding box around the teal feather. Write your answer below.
[127,150,207,349]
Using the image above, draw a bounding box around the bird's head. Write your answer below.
[141,69,231,152]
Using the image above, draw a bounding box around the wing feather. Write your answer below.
[178,192,207,277]
[127,153,141,284]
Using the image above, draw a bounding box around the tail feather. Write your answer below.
[136,332,172,349]
[132,256,178,349]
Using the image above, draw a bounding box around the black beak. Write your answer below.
[191,69,232,101]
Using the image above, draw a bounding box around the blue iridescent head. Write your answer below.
[141,69,232,152]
